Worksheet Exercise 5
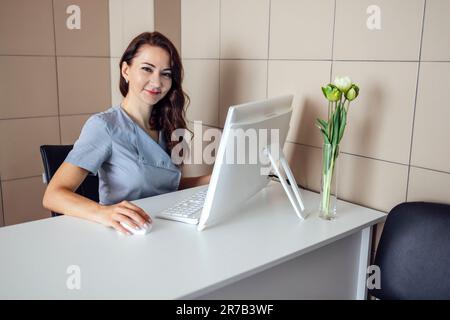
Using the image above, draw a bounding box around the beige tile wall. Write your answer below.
[154,0,181,53]
[182,122,218,178]
[109,0,154,106]
[183,59,220,126]
[2,177,49,226]
[0,0,55,55]
[181,0,450,255]
[2,1,448,239]
[0,0,155,226]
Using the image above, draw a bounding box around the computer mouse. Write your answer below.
[119,222,152,235]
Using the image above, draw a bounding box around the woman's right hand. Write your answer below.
[96,201,152,235]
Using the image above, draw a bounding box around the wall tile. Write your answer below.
[0,0,54,55]
[332,61,417,164]
[109,0,124,58]
[2,177,50,226]
[268,60,332,148]
[421,0,450,61]
[110,57,123,106]
[411,62,450,172]
[53,0,110,56]
[181,0,220,59]
[0,56,58,119]
[60,114,91,145]
[183,59,219,126]
[221,0,270,59]
[155,0,181,53]
[181,122,218,178]
[219,60,267,127]
[123,0,154,47]
[334,0,424,60]
[57,57,111,115]
[109,0,154,58]
[269,0,334,59]
[283,142,322,191]
[0,117,60,180]
[338,152,408,213]
[407,167,450,204]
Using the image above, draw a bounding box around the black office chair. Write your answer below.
[40,145,99,217]
[368,201,450,300]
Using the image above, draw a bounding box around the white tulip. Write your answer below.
[333,76,352,93]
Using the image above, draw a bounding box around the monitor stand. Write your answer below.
[264,145,306,220]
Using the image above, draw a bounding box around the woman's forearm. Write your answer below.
[178,174,211,190]
[43,187,104,223]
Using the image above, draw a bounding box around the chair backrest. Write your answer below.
[40,145,99,217]
[369,201,450,300]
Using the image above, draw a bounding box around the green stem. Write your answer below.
[321,144,338,217]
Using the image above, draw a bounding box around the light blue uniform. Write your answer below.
[65,106,181,205]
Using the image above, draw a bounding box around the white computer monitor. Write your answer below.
[197,94,305,231]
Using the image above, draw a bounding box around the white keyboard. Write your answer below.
[155,188,207,224]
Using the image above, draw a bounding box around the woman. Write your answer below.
[43,32,210,235]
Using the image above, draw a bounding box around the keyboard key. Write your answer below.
[159,188,207,220]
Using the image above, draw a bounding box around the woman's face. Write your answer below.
[122,44,173,107]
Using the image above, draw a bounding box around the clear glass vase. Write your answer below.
[319,143,339,220]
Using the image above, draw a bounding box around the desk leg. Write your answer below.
[356,226,372,300]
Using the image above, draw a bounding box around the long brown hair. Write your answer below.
[119,31,190,153]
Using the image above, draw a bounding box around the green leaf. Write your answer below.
[338,109,347,143]
[332,109,340,145]
[320,130,330,144]
[315,118,328,134]
[328,114,334,142]
[317,119,328,130]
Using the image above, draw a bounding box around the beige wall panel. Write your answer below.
[2,177,50,226]
[269,0,334,59]
[0,0,55,55]
[0,117,60,180]
[283,142,322,192]
[333,61,417,164]
[0,56,58,119]
[337,152,408,213]
[181,0,220,59]
[219,60,267,127]
[407,167,450,204]
[184,59,220,127]
[155,0,181,53]
[421,0,450,61]
[334,0,424,60]
[268,60,332,148]
[57,57,111,115]
[60,114,92,145]
[123,0,155,46]
[54,0,110,56]
[220,0,270,59]
[411,62,450,172]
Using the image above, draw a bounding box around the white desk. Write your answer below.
[0,181,385,299]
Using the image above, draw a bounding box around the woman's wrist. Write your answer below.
[90,203,107,224]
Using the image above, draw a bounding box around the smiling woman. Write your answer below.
[42,32,211,235]
[118,32,187,151]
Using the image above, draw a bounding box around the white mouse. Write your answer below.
[119,222,152,235]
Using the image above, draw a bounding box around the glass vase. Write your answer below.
[319,143,340,220]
